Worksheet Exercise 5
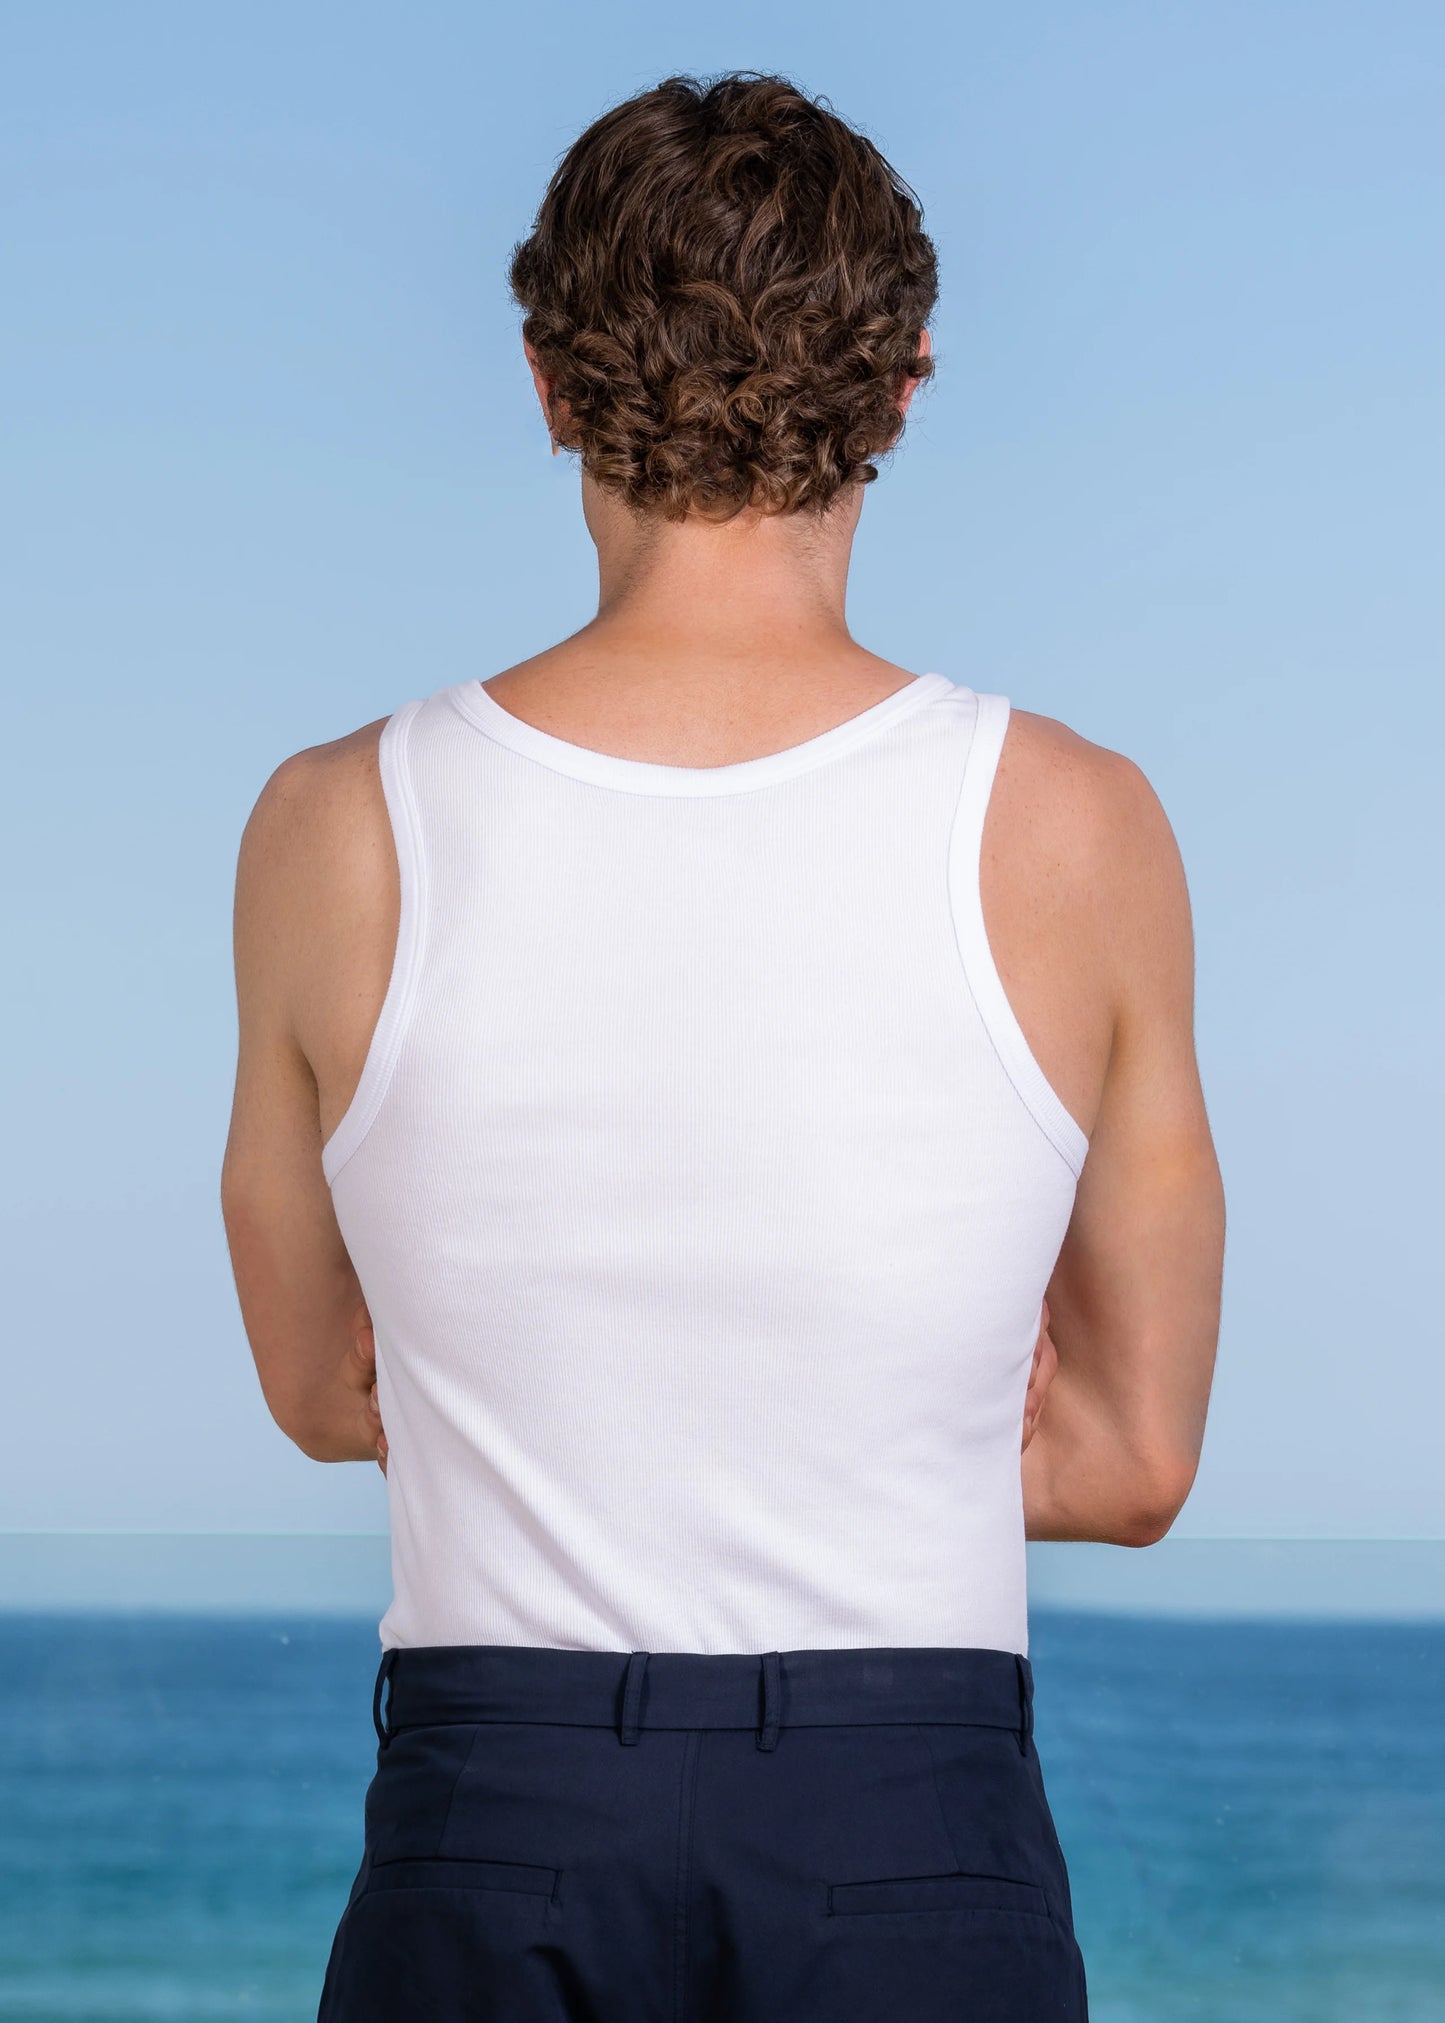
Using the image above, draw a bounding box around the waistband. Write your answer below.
[373,1645,1035,1756]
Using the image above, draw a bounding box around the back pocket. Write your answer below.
[827,1871,1048,1919]
[366,1855,559,1901]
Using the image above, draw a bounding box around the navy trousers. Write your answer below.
[317,1644,1089,2021]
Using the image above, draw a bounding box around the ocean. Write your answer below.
[0,1610,1440,2021]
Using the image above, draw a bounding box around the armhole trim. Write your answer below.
[321,697,429,1187]
[947,690,1090,1180]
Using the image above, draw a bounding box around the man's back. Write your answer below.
[320,671,1084,1652]
[228,644,1215,1582]
[227,651,1214,1545]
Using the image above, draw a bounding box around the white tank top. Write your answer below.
[323,671,1088,1656]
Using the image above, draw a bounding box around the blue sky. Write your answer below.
[2,2,1441,1559]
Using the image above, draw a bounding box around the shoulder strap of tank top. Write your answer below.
[321,695,430,1187]
[947,691,1089,1178]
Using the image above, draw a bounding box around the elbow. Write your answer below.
[1110,1452,1199,1548]
[251,1373,343,1463]
[262,1388,315,1456]
[1111,1508,1177,1550]
[283,1418,336,1463]
[269,1396,349,1463]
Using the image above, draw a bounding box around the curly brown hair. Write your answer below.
[508,72,939,524]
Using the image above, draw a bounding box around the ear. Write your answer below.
[896,327,932,419]
[524,337,565,453]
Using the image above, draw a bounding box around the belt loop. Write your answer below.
[372,1648,399,1750]
[1013,1653,1033,1756]
[618,1651,649,1746]
[756,1650,782,1751]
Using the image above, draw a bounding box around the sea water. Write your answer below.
[0,1611,1440,2021]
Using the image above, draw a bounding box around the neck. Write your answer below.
[579,474,863,678]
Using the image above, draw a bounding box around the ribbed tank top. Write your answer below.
[323,671,1089,1657]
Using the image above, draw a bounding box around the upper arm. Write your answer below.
[991,712,1225,1490]
[220,722,388,1442]
[1049,741,1225,1475]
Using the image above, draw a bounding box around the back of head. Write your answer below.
[509,71,939,524]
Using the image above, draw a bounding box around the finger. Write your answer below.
[1024,1332,1058,1419]
[1039,1333,1058,1388]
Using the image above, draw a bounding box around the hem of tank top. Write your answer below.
[946,691,1091,1180]
[441,669,957,794]
[320,697,430,1187]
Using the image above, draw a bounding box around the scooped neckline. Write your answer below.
[445,670,958,796]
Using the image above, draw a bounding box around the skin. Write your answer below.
[222,328,1224,1544]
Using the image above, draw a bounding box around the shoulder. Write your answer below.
[994,705,1186,900]
[988,703,1194,1010]
[994,706,1172,855]
[233,715,396,990]
[239,716,389,871]
[235,712,400,918]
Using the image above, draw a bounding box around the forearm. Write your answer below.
[237,1304,374,1463]
[221,1184,380,1464]
[1021,1362,1199,1545]
[260,1301,383,1464]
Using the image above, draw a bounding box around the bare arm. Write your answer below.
[1020,750,1225,1545]
[220,725,391,1465]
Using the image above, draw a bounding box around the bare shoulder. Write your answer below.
[996,708,1178,866]
[977,705,1195,1134]
[233,716,395,1067]
[238,716,389,881]
[994,708,1192,975]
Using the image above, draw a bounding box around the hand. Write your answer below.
[346,1305,389,1475]
[1022,1297,1057,1452]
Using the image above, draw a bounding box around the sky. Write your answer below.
[2,2,1442,1575]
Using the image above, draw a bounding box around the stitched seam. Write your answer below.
[445,671,951,799]
[915,1724,965,1873]
[829,1898,1051,1919]
[672,1732,703,2023]
[322,698,431,1185]
[436,1723,484,1852]
[944,691,1088,1180]
[920,1725,1069,1933]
